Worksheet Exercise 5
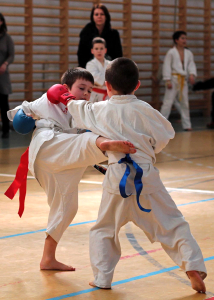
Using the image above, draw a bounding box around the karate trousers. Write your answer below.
[160,76,191,130]
[90,188,207,288]
[34,131,106,243]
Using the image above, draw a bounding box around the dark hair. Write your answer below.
[90,4,111,29]
[172,30,187,44]
[105,58,139,95]
[61,67,94,89]
[92,37,106,48]
[0,12,7,34]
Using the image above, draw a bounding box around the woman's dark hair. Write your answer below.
[90,4,111,29]
[172,31,186,44]
[0,12,7,34]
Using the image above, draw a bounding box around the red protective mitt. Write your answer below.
[47,84,76,105]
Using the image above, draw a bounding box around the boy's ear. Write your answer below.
[91,48,94,55]
[134,80,141,91]
[105,81,112,91]
[105,48,107,54]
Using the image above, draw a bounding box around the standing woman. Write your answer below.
[77,4,123,68]
[0,12,14,138]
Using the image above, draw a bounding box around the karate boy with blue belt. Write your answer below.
[64,58,207,293]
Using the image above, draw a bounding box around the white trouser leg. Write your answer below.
[33,131,106,243]
[160,82,178,119]
[132,188,207,279]
[180,83,191,129]
[90,190,130,288]
[34,165,85,243]
[35,131,107,172]
[90,187,207,287]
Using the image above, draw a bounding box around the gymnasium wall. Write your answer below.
[0,0,213,115]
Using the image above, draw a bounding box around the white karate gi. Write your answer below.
[160,46,197,129]
[86,58,110,102]
[67,95,207,288]
[7,93,107,243]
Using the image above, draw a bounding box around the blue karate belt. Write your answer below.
[118,154,151,213]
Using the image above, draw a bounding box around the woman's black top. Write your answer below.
[77,22,123,68]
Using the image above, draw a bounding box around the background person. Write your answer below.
[86,37,110,102]
[77,3,123,68]
[0,12,14,138]
[160,31,196,131]
[192,77,214,129]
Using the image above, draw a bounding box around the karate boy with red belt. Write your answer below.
[5,67,136,271]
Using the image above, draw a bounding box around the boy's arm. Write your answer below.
[193,77,214,91]
[148,111,175,154]
[162,51,172,81]
[67,100,103,136]
[188,51,197,77]
[86,61,105,86]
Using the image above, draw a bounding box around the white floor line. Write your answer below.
[1,173,214,193]
[166,187,214,194]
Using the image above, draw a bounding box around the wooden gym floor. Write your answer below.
[0,116,214,300]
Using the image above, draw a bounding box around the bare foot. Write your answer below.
[40,258,75,271]
[89,281,111,289]
[187,271,206,293]
[99,140,136,154]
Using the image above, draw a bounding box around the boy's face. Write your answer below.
[175,34,187,47]
[67,79,93,101]
[91,43,107,61]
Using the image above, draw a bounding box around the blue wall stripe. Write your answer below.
[46,256,214,300]
[1,197,214,240]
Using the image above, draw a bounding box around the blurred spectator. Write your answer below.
[0,12,14,138]
[193,78,214,129]
[77,4,122,68]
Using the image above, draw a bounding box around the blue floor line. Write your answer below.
[46,256,214,300]
[0,220,96,240]
[1,197,214,240]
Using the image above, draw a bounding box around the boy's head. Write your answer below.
[105,58,140,95]
[61,67,94,101]
[91,37,107,62]
[172,30,187,47]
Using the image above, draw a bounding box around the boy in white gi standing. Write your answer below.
[6,68,136,272]
[86,37,110,102]
[66,58,207,293]
[160,31,196,131]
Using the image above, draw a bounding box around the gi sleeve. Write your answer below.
[162,50,172,81]
[67,100,96,130]
[187,51,197,77]
[86,60,105,86]
[147,110,175,153]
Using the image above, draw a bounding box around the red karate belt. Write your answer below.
[4,147,29,217]
[92,87,108,100]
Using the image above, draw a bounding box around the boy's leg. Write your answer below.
[180,83,191,130]
[131,188,206,293]
[34,159,86,271]
[160,81,178,119]
[89,190,129,288]
[37,132,135,172]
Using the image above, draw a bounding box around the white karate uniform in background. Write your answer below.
[7,93,106,242]
[86,57,110,102]
[160,46,197,129]
[68,95,207,288]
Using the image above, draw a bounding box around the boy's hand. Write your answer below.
[166,80,172,89]
[47,84,76,105]
[189,74,195,85]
